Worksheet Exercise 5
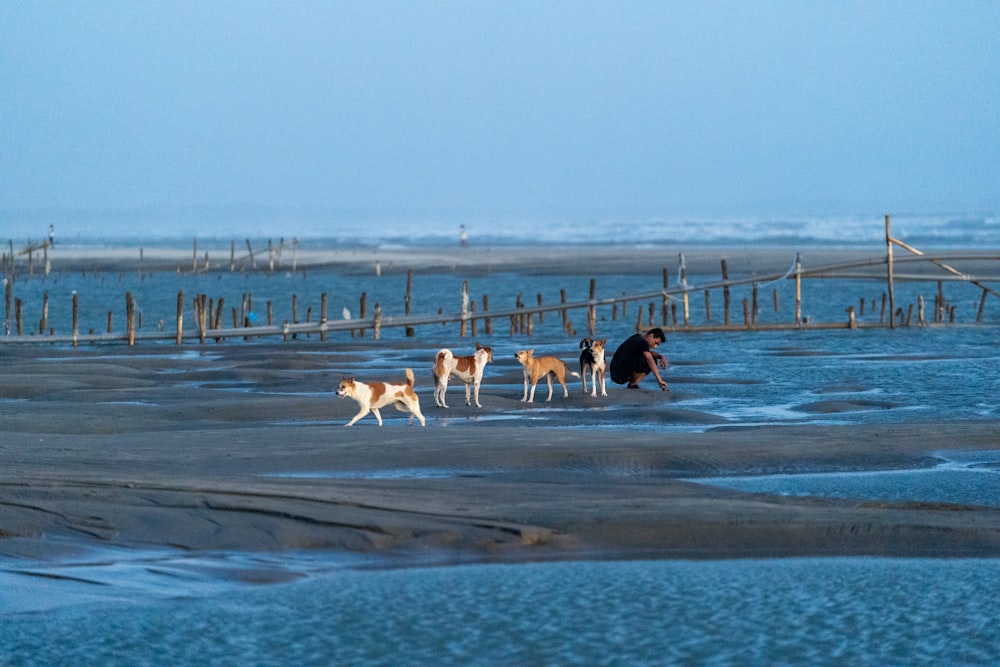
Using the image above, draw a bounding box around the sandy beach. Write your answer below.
[2,338,999,567]
[3,242,1000,568]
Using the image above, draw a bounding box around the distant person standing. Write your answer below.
[48,224,55,246]
[609,327,668,390]
[459,224,468,248]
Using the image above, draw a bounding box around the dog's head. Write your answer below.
[514,349,534,366]
[336,377,356,398]
[475,342,494,363]
[590,338,607,355]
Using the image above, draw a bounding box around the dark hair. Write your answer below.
[647,327,665,342]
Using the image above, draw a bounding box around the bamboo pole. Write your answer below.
[40,290,48,334]
[588,278,596,335]
[721,259,731,325]
[679,253,689,326]
[795,253,802,325]
[359,292,367,337]
[405,269,414,337]
[661,268,669,325]
[886,215,896,329]
[320,292,327,342]
[175,291,184,344]
[72,291,79,347]
[127,292,136,345]
[460,280,468,337]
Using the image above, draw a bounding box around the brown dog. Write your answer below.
[514,349,578,403]
[336,368,426,426]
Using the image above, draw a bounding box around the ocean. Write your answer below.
[3,216,1000,665]
[8,210,1000,248]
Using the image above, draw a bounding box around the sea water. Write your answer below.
[3,555,1000,665]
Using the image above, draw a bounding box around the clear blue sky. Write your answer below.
[2,1,998,234]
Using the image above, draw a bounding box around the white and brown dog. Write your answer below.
[514,348,579,403]
[432,342,493,408]
[336,368,426,426]
[578,337,608,397]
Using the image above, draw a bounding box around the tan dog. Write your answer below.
[337,368,426,426]
[579,337,608,397]
[514,349,579,403]
[433,342,493,408]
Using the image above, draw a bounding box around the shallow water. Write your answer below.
[690,449,1000,508]
[3,556,999,665]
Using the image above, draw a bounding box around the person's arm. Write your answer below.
[643,350,667,388]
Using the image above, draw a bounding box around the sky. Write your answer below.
[2,1,999,238]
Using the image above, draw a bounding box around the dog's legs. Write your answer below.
[435,374,449,408]
[464,382,472,406]
[472,379,482,408]
[589,367,598,397]
[371,408,383,426]
[556,371,569,399]
[411,399,426,426]
[345,408,370,427]
[544,373,555,401]
[581,363,589,394]
[521,372,531,402]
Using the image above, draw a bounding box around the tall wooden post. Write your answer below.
[405,269,414,337]
[588,278,596,335]
[40,290,49,334]
[661,268,669,325]
[460,280,469,337]
[679,254,690,326]
[885,214,896,329]
[721,259,731,325]
[795,253,802,325]
[320,292,328,342]
[175,290,184,344]
[127,292,136,345]
[72,291,79,347]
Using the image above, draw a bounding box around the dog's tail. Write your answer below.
[433,349,452,379]
[579,337,592,350]
[405,367,416,388]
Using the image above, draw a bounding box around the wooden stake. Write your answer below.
[885,215,896,329]
[721,259,730,325]
[175,291,184,344]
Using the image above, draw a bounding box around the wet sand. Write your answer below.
[2,339,999,566]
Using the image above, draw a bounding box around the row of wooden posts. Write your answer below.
[2,264,995,346]
[1,238,299,282]
[3,217,999,345]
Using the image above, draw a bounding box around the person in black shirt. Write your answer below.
[609,327,668,391]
